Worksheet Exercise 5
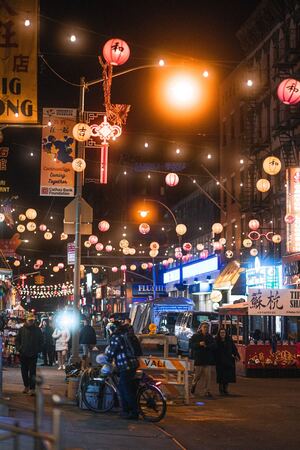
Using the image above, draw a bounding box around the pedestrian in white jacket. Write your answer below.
[52,327,70,370]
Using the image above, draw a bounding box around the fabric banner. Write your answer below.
[0,0,38,123]
[248,288,300,316]
[40,108,76,197]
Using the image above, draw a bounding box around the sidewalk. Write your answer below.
[0,366,179,450]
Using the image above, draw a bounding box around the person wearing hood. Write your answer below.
[16,313,43,395]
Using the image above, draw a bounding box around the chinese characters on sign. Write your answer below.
[40,108,76,197]
[248,288,300,316]
[0,0,38,123]
[0,147,9,194]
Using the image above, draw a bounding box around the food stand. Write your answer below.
[218,288,300,376]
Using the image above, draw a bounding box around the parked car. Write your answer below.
[175,311,218,354]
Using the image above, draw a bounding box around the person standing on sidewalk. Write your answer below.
[190,322,215,398]
[79,318,97,368]
[215,328,240,395]
[40,319,54,366]
[52,326,70,370]
[15,313,43,395]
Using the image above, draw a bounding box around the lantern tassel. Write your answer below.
[100,144,109,184]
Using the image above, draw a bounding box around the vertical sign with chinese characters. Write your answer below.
[40,108,76,197]
[286,168,300,253]
[0,147,9,194]
[0,0,38,123]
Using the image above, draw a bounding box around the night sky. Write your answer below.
[1,0,261,277]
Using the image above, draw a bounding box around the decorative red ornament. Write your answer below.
[105,244,113,252]
[277,78,300,105]
[165,172,179,187]
[248,231,260,241]
[182,242,192,252]
[120,264,127,271]
[148,262,153,269]
[95,243,104,251]
[112,266,118,272]
[139,223,150,234]
[39,224,47,232]
[162,260,169,266]
[89,235,98,245]
[213,241,223,251]
[57,263,64,269]
[175,251,182,259]
[36,259,43,266]
[98,220,110,232]
[33,264,40,270]
[103,38,130,66]
[249,219,260,231]
[285,214,296,224]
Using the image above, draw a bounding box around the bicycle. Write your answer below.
[80,367,167,422]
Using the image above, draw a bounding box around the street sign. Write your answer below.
[64,198,93,235]
[67,243,76,265]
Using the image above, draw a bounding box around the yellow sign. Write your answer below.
[0,0,38,123]
[40,108,76,197]
[214,260,244,289]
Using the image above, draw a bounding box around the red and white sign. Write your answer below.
[67,242,75,265]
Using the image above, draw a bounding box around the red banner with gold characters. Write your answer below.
[0,0,38,123]
[40,108,76,197]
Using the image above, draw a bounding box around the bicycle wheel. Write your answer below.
[82,378,115,413]
[137,384,167,422]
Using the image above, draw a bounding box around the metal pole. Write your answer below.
[0,335,2,396]
[70,77,86,363]
[152,258,157,300]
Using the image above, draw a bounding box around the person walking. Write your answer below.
[79,318,97,368]
[106,322,140,420]
[215,328,240,395]
[40,319,54,366]
[52,326,70,370]
[15,313,43,395]
[190,322,215,398]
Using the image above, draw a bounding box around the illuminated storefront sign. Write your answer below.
[163,256,218,284]
[286,167,300,253]
[246,265,283,291]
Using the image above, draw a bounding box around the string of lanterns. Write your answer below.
[17,283,74,299]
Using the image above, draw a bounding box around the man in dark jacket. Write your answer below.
[106,322,139,420]
[190,322,215,397]
[79,318,97,368]
[40,318,54,366]
[16,313,43,395]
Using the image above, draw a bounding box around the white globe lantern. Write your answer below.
[219,237,226,245]
[149,249,159,258]
[122,247,130,255]
[72,122,92,142]
[139,223,150,234]
[112,266,118,272]
[243,238,253,248]
[150,241,159,250]
[53,266,59,273]
[120,265,127,271]
[84,240,92,248]
[17,224,25,233]
[167,257,174,264]
[39,224,47,232]
[210,290,222,303]
[263,156,281,176]
[60,232,68,240]
[26,221,36,232]
[256,178,270,193]
[72,158,86,172]
[212,223,223,234]
[14,260,21,267]
[57,263,64,269]
[182,242,192,252]
[272,234,282,244]
[98,220,110,232]
[225,250,233,258]
[130,264,137,271]
[129,248,136,255]
[176,224,187,236]
[25,208,37,220]
[250,248,258,256]
[165,172,179,187]
[19,214,26,221]
[92,267,99,274]
[249,219,260,231]
[196,243,204,251]
[44,231,52,240]
[119,239,129,248]
[141,263,148,270]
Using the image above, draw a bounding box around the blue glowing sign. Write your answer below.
[246,265,283,291]
[163,256,218,284]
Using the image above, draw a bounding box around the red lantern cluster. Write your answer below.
[103,38,130,66]
[277,78,300,105]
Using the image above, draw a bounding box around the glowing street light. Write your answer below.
[165,73,201,109]
[70,35,77,43]
[138,210,149,218]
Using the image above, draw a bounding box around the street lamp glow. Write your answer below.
[165,74,201,109]
[247,79,253,87]
[144,142,149,148]
[202,70,209,78]
[24,19,31,27]
[207,153,212,159]
[176,148,181,154]
[240,159,244,164]
[139,210,149,218]
[70,35,77,42]
[158,59,165,67]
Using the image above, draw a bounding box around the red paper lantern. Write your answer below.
[39,224,47,232]
[36,259,43,266]
[148,262,153,269]
[112,266,118,272]
[277,78,300,105]
[162,260,169,267]
[182,242,192,252]
[105,244,113,252]
[139,223,150,234]
[213,241,223,251]
[57,263,64,269]
[103,38,130,66]
[175,251,182,259]
[120,264,127,271]
[165,172,179,187]
[95,243,104,251]
[285,214,296,224]
[89,235,98,244]
[98,220,110,232]
[249,219,260,231]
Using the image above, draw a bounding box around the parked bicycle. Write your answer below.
[79,362,167,422]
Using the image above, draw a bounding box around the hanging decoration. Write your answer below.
[243,238,253,248]
[84,240,92,248]
[213,241,223,251]
[141,263,148,270]
[98,220,110,232]
[53,266,59,272]
[139,223,150,234]
[212,223,223,234]
[248,231,260,241]
[284,214,296,224]
[119,239,129,248]
[89,235,98,245]
[92,267,99,274]
[19,214,26,222]
[263,156,281,176]
[39,224,47,232]
[72,158,86,173]
[250,248,258,256]
[249,219,260,230]
[25,208,37,220]
[122,247,130,255]
[112,266,118,272]
[57,263,64,269]
[272,234,282,244]
[162,260,169,266]
[256,178,270,193]
[17,224,25,233]
[130,264,136,271]
[165,173,179,187]
[72,123,92,142]
[148,262,153,269]
[95,243,104,251]
[120,265,127,271]
[129,248,136,255]
[17,283,74,299]
[26,221,36,232]
[175,251,182,259]
[36,259,43,267]
[150,241,159,250]
[200,250,209,259]
[167,257,174,264]
[60,232,68,240]
[14,260,21,267]
[182,242,192,252]
[176,224,187,236]
[277,78,300,105]
[105,244,113,252]
[102,38,130,66]
[225,250,233,258]
[210,290,222,302]
[219,237,226,245]
[149,249,159,258]
[44,231,53,240]
[196,243,204,251]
